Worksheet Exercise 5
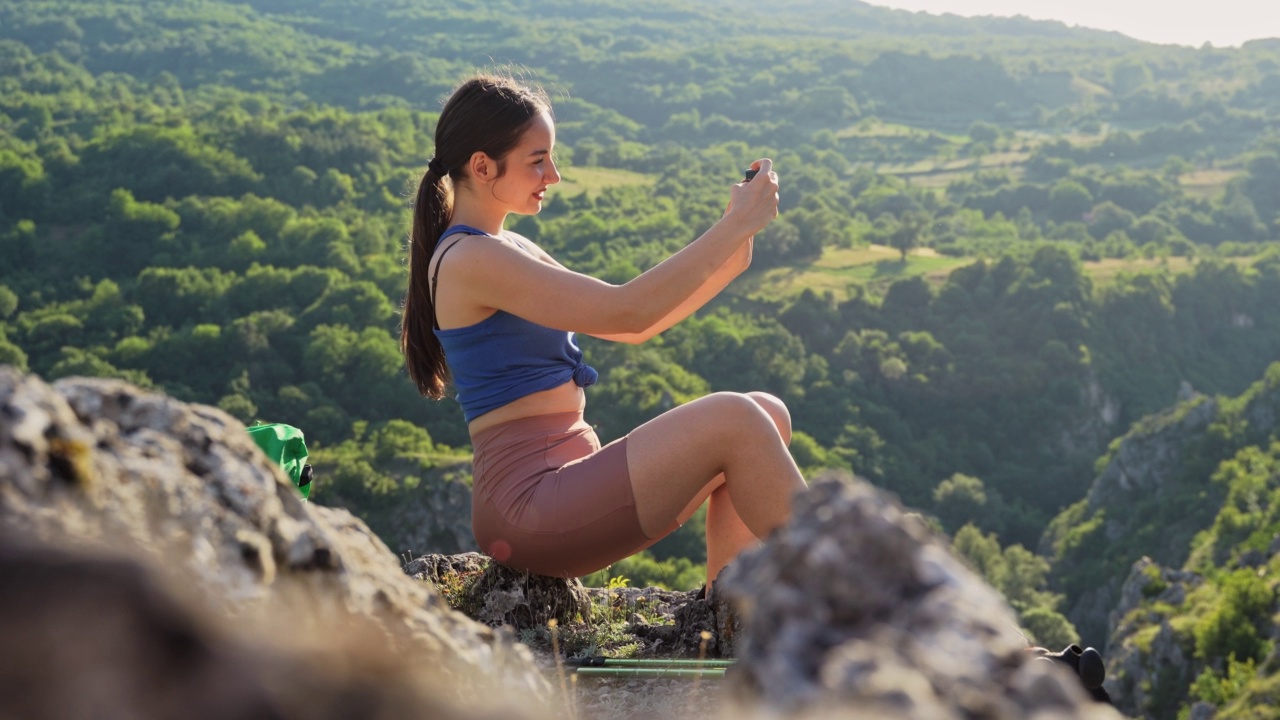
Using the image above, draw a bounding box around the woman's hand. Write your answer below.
[726,158,779,237]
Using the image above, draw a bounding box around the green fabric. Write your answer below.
[246,423,311,499]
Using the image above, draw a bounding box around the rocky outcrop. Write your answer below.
[405,552,738,659]
[320,463,478,558]
[1059,369,1122,457]
[1083,395,1218,510]
[717,472,1122,719]
[0,368,548,718]
[1046,364,1280,646]
[1104,557,1203,719]
[382,474,477,555]
[1044,394,1224,644]
[405,552,592,629]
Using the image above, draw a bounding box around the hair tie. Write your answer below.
[427,157,448,176]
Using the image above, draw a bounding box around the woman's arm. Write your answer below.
[582,237,751,343]
[512,230,752,343]
[447,161,778,337]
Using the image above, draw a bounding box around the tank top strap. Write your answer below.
[440,224,493,238]
[430,225,491,331]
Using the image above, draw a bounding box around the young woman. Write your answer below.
[401,74,806,588]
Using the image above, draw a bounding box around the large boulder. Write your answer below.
[717,472,1123,719]
[0,368,548,718]
[0,535,522,720]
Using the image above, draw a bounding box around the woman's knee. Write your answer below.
[746,391,792,445]
[691,392,776,444]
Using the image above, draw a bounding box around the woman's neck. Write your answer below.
[450,194,507,236]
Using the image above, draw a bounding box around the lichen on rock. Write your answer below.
[0,367,550,718]
[716,471,1122,719]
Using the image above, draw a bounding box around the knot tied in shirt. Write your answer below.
[572,362,599,388]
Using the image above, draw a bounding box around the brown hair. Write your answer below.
[401,74,551,398]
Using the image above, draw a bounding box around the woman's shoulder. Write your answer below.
[498,229,534,248]
[435,230,540,274]
[499,230,557,264]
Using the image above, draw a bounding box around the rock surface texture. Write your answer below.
[404,551,738,659]
[0,368,547,718]
[1105,556,1205,719]
[717,472,1123,720]
[405,552,593,629]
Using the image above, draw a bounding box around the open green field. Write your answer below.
[1081,254,1259,287]
[1178,168,1239,200]
[556,166,655,199]
[1082,256,1199,286]
[834,118,956,140]
[739,244,972,302]
[888,151,1033,189]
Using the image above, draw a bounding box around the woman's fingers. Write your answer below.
[727,159,779,234]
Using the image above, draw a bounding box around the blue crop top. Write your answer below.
[431,224,598,422]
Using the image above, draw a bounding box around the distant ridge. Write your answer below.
[231,0,1147,49]
[697,0,1143,43]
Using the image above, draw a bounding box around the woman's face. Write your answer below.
[491,111,561,215]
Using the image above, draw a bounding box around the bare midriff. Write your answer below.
[466,379,586,436]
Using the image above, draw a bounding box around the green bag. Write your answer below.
[246,423,312,500]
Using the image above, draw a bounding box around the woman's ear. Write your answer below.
[468,151,496,183]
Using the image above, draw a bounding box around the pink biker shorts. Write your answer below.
[469,411,666,578]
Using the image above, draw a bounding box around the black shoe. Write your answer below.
[1033,644,1112,705]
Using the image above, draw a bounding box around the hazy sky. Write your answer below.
[867,1,1280,47]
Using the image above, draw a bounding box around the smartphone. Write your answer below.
[744,168,758,182]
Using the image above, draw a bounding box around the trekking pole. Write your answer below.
[566,657,734,680]
[565,657,735,668]
[573,667,727,679]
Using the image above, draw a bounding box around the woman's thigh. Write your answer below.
[625,392,790,537]
[655,391,792,527]
[473,429,655,578]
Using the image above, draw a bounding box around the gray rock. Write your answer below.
[717,472,1122,719]
[1105,557,1202,718]
[1189,701,1218,720]
[383,473,477,555]
[408,552,742,660]
[0,535,528,720]
[405,551,591,629]
[1085,395,1217,510]
[0,368,549,715]
[1050,370,1280,649]
[1047,395,1220,644]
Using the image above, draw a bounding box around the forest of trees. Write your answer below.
[3,2,1280,713]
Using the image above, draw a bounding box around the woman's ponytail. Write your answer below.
[401,166,452,398]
